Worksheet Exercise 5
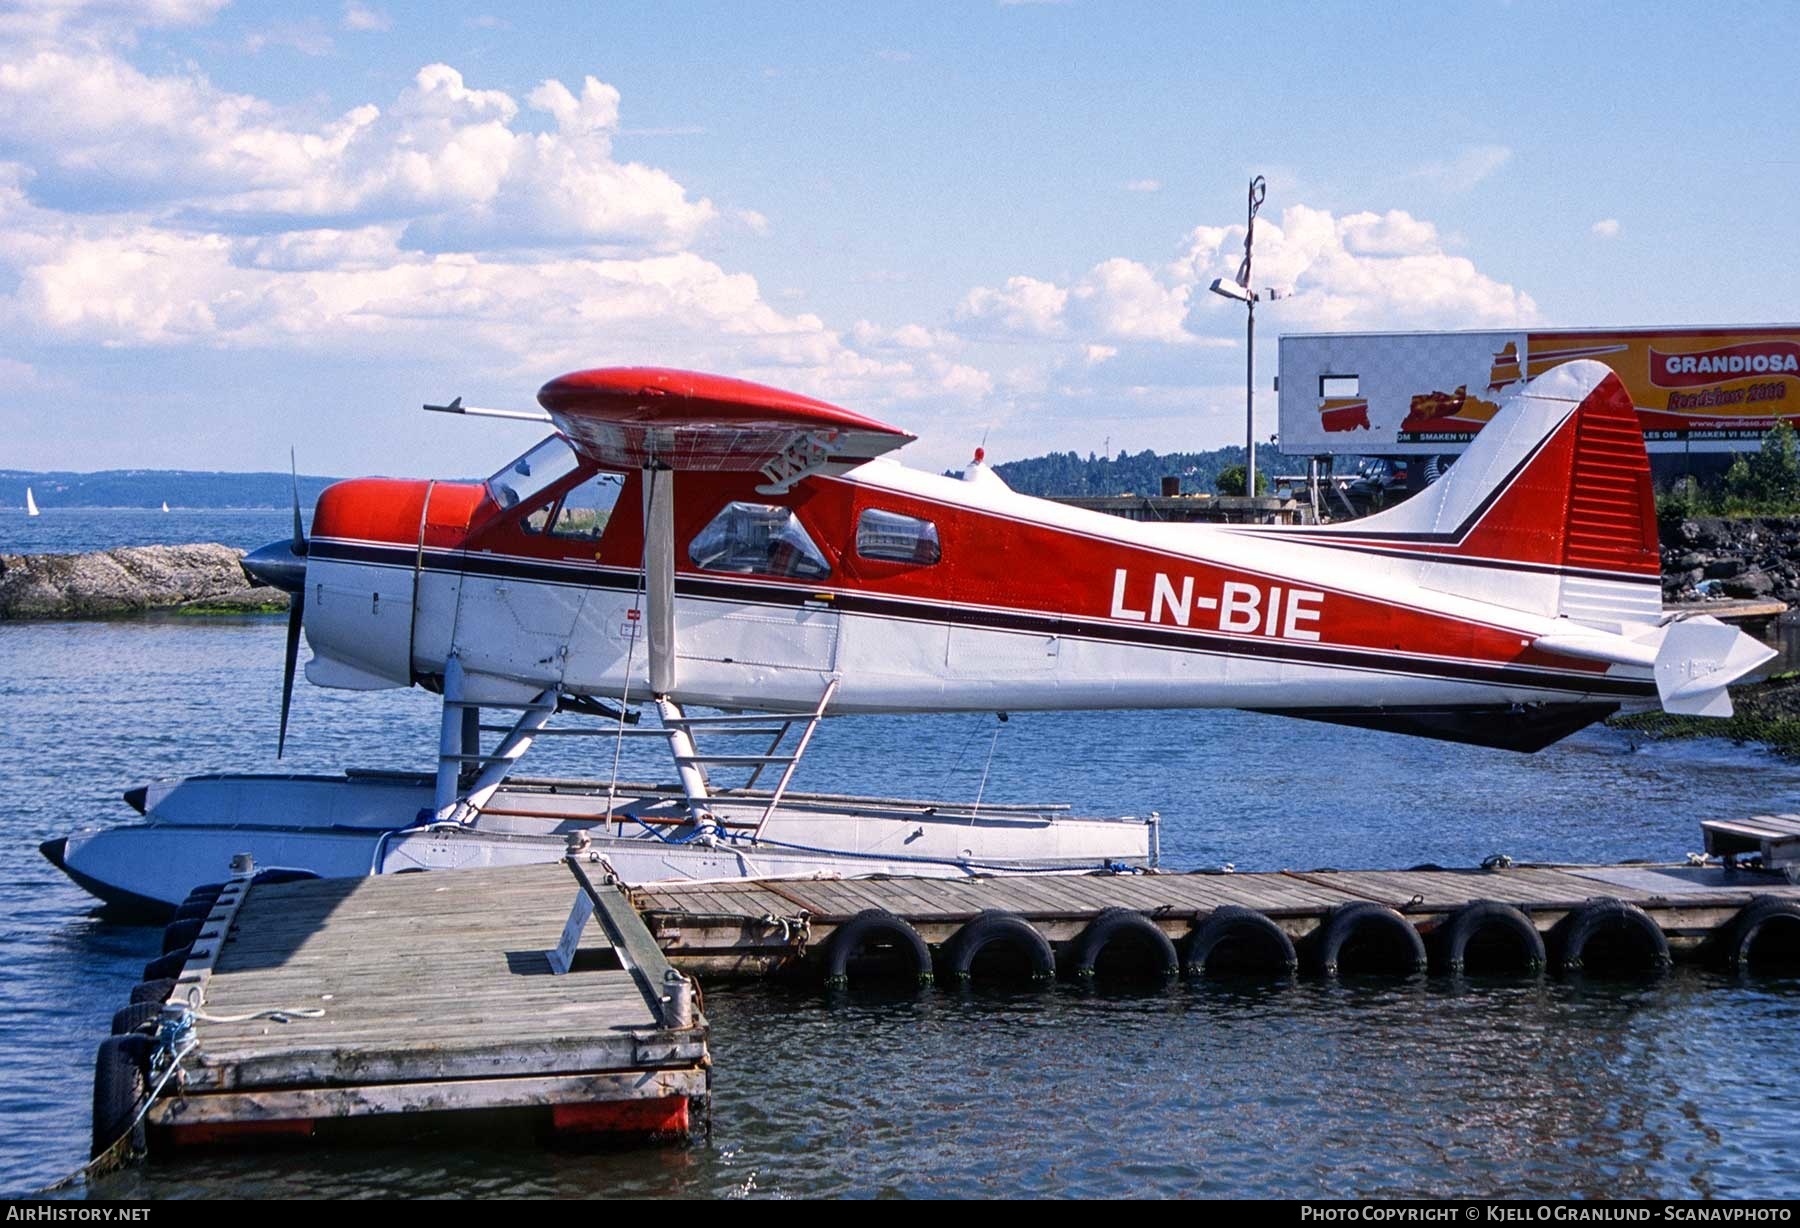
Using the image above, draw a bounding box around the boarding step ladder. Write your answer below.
[657,677,840,842]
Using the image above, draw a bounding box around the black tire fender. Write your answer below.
[939,910,1055,984]
[1549,899,1670,975]
[91,1034,150,1159]
[169,899,215,924]
[1067,907,1177,981]
[128,978,176,1006]
[1710,895,1800,971]
[161,918,205,955]
[1305,901,1427,976]
[820,908,933,989]
[1427,899,1545,975]
[142,948,192,982]
[250,868,319,887]
[111,1002,162,1036]
[1181,905,1297,977]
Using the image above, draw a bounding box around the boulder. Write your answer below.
[0,544,289,620]
[1722,569,1777,599]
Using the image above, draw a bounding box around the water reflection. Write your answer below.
[5,616,1800,1197]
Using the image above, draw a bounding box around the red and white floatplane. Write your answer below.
[46,360,1773,912]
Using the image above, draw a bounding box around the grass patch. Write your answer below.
[1607,671,1800,758]
[173,600,289,616]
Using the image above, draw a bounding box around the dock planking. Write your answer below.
[143,861,708,1150]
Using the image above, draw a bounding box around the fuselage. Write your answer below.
[297,439,1654,721]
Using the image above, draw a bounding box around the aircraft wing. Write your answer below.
[537,367,915,491]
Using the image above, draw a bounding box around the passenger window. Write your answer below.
[690,501,831,580]
[549,471,625,541]
[521,503,553,534]
[856,508,940,565]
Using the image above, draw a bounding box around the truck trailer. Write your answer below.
[1277,325,1800,459]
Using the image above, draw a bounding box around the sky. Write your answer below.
[1,0,1795,478]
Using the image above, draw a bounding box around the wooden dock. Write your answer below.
[628,858,1800,979]
[122,861,707,1155]
[102,836,1800,1160]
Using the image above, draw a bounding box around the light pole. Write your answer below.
[1209,175,1266,498]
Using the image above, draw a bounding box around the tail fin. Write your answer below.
[1322,359,1778,716]
[1319,360,1661,626]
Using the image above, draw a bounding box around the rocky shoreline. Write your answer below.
[0,544,289,620]
[1661,515,1800,606]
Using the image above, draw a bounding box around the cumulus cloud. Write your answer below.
[0,14,989,430]
[342,2,391,32]
[1592,218,1621,239]
[961,202,1535,354]
[1413,144,1512,192]
[0,50,717,252]
[1072,258,1195,345]
[957,275,1069,336]
[0,0,228,41]
[1178,204,1538,330]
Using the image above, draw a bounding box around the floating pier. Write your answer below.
[630,853,1800,982]
[96,861,707,1160]
[98,828,1800,1162]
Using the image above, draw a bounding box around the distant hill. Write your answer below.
[991,446,1254,497]
[1,469,339,510]
[8,447,1260,510]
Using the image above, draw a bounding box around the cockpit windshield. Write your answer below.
[487,435,580,510]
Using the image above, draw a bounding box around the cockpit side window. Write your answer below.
[548,471,625,541]
[855,508,941,565]
[486,435,580,511]
[690,501,831,580]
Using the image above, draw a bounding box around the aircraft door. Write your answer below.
[410,480,465,678]
[676,500,841,685]
[452,469,625,690]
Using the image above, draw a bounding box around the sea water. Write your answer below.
[2,520,1798,1198]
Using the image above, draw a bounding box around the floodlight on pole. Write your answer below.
[1207,175,1267,497]
[1207,277,1256,306]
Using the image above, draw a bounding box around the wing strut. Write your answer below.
[644,466,678,695]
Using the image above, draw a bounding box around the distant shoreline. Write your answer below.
[0,543,289,620]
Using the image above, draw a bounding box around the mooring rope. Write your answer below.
[34,999,325,1194]
[35,1033,198,1193]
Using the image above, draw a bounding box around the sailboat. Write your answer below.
[161,501,170,513]
[25,486,38,516]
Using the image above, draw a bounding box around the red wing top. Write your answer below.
[537,367,915,486]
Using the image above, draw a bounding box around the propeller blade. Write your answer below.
[278,586,304,758]
[290,446,306,553]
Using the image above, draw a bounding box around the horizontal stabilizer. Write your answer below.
[1653,615,1777,717]
[1530,627,1656,669]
